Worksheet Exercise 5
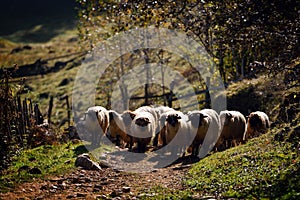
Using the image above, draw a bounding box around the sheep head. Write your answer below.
[135,117,150,127]
[166,113,181,127]
[248,113,263,128]
[85,109,99,122]
[223,112,233,126]
[188,112,208,128]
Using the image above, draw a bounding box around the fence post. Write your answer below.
[48,96,53,126]
[144,83,149,106]
[205,77,211,108]
[65,95,71,128]
[168,81,175,108]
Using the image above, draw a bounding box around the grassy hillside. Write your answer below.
[0,2,299,198]
[140,72,300,199]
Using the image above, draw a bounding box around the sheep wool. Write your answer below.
[187,109,221,158]
[217,110,247,150]
[244,111,270,140]
[84,106,109,146]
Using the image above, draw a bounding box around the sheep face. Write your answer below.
[248,113,263,129]
[222,112,233,126]
[130,112,154,139]
[84,109,102,133]
[135,117,150,127]
[77,106,109,147]
[166,114,181,127]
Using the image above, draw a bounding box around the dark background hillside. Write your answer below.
[0,0,76,41]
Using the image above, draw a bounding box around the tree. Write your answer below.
[77,0,300,83]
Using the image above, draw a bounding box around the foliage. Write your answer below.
[0,71,61,172]
[185,123,300,199]
[0,142,85,193]
[76,0,300,83]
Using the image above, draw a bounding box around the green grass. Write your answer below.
[0,142,87,193]
[0,139,117,194]
[142,121,300,199]
[186,130,299,199]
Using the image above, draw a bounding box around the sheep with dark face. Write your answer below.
[77,106,109,147]
[244,111,270,140]
[107,110,133,149]
[130,109,156,152]
[162,111,190,156]
[187,109,221,158]
[152,106,176,146]
[127,106,158,152]
[216,110,247,150]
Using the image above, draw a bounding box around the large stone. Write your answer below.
[75,154,102,171]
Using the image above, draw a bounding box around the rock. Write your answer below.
[29,167,42,174]
[93,184,103,192]
[76,193,87,197]
[18,165,30,173]
[122,186,131,193]
[75,154,102,171]
[99,160,110,168]
[110,190,123,198]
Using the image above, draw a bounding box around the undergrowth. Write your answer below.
[0,142,86,193]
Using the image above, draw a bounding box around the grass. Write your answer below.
[0,138,118,194]
[186,128,300,199]
[140,117,300,199]
[0,141,88,193]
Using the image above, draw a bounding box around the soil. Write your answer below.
[0,155,198,200]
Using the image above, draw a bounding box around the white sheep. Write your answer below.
[244,111,270,140]
[160,110,190,156]
[216,110,247,150]
[152,105,176,146]
[81,106,109,147]
[108,110,133,149]
[130,106,158,152]
[187,109,221,158]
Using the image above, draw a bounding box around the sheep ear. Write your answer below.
[226,113,232,118]
[129,112,136,120]
[108,111,116,121]
[175,114,181,119]
[145,118,150,124]
[199,113,208,119]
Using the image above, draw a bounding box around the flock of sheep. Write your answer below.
[77,105,270,158]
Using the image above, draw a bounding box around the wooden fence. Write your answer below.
[130,77,222,110]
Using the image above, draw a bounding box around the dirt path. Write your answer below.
[0,159,194,200]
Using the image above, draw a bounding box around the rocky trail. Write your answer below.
[0,160,192,200]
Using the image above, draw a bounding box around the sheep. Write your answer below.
[107,110,133,149]
[187,109,221,158]
[244,111,270,140]
[159,110,190,156]
[130,109,156,152]
[79,106,109,147]
[216,110,247,150]
[152,105,176,146]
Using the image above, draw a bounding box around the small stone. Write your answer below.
[122,187,131,193]
[75,154,102,171]
[29,167,42,174]
[66,194,75,199]
[110,190,122,197]
[76,193,87,197]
